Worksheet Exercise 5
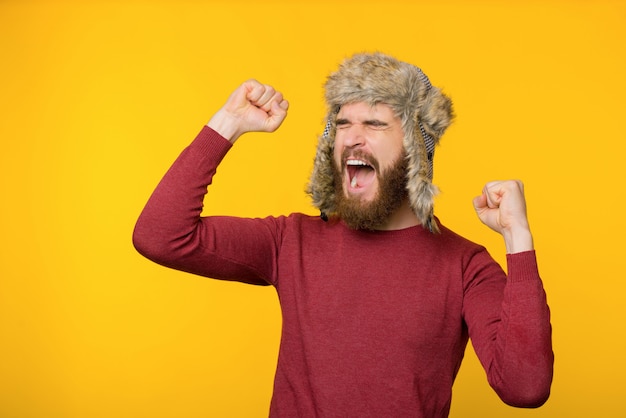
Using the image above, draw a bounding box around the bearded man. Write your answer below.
[133,52,553,418]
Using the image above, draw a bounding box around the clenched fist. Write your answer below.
[473,180,534,254]
[208,79,289,143]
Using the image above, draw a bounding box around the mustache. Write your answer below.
[340,149,380,172]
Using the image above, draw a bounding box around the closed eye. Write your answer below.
[363,120,389,129]
[335,119,389,130]
[335,118,351,129]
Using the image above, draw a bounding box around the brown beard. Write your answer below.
[332,151,408,230]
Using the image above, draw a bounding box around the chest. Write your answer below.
[277,234,466,349]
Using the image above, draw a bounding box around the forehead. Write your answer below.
[336,102,398,120]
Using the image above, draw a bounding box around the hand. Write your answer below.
[472,180,534,253]
[208,79,289,143]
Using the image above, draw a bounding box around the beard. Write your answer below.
[332,151,409,230]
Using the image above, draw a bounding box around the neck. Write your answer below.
[377,199,421,231]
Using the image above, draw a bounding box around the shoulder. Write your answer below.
[437,222,481,246]
[259,212,330,235]
[431,220,502,273]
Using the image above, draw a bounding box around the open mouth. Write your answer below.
[346,159,376,189]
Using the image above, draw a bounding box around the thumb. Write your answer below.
[472,193,487,212]
[472,191,499,232]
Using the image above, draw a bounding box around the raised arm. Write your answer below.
[133,80,289,284]
[468,180,553,406]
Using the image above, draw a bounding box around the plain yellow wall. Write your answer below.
[1,0,624,417]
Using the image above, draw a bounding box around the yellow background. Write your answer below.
[1,0,624,417]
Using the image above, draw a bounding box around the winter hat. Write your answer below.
[306,52,454,233]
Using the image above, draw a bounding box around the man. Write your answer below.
[133,52,553,417]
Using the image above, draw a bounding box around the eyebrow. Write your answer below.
[335,118,389,127]
[363,119,388,127]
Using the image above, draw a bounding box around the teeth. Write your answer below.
[347,159,368,166]
[351,175,358,188]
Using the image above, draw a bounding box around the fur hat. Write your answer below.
[306,52,454,233]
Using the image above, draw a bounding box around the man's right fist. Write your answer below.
[208,79,289,143]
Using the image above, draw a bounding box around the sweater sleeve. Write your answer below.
[132,126,281,285]
[462,249,554,408]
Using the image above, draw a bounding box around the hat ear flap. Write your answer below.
[406,82,453,233]
[419,86,454,140]
[404,110,440,233]
[306,114,337,216]
[412,178,439,233]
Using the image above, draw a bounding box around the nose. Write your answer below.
[339,123,366,148]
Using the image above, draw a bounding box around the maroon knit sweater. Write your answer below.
[133,126,553,417]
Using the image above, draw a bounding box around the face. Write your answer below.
[333,102,405,200]
[331,102,408,229]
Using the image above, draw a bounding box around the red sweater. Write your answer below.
[133,126,553,417]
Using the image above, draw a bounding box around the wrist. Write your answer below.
[207,109,242,143]
[502,225,534,254]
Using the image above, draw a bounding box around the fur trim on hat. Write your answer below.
[307,52,454,232]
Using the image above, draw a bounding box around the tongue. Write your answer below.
[352,166,375,187]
